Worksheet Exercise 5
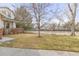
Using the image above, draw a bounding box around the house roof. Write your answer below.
[0,7,15,20]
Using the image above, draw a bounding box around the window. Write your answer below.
[6,23,9,28]
[8,11,11,18]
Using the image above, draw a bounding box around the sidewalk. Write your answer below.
[0,47,79,56]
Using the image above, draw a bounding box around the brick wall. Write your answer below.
[11,28,24,34]
[0,29,3,39]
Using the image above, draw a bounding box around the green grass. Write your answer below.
[1,34,79,52]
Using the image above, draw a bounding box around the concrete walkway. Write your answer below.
[0,37,14,43]
[0,47,79,56]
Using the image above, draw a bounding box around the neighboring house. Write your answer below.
[0,7,16,34]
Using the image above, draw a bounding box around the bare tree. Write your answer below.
[67,3,77,36]
[50,5,65,31]
[14,5,33,30]
[51,3,78,36]
[31,3,49,37]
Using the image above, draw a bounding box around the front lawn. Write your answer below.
[1,34,79,52]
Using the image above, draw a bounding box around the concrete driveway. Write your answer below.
[0,47,79,56]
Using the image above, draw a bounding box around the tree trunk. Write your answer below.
[69,3,77,36]
[38,22,41,37]
[71,18,75,36]
[38,17,41,37]
[38,27,41,37]
[71,26,75,36]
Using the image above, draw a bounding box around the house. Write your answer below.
[0,7,16,35]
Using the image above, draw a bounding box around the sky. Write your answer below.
[0,3,79,24]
